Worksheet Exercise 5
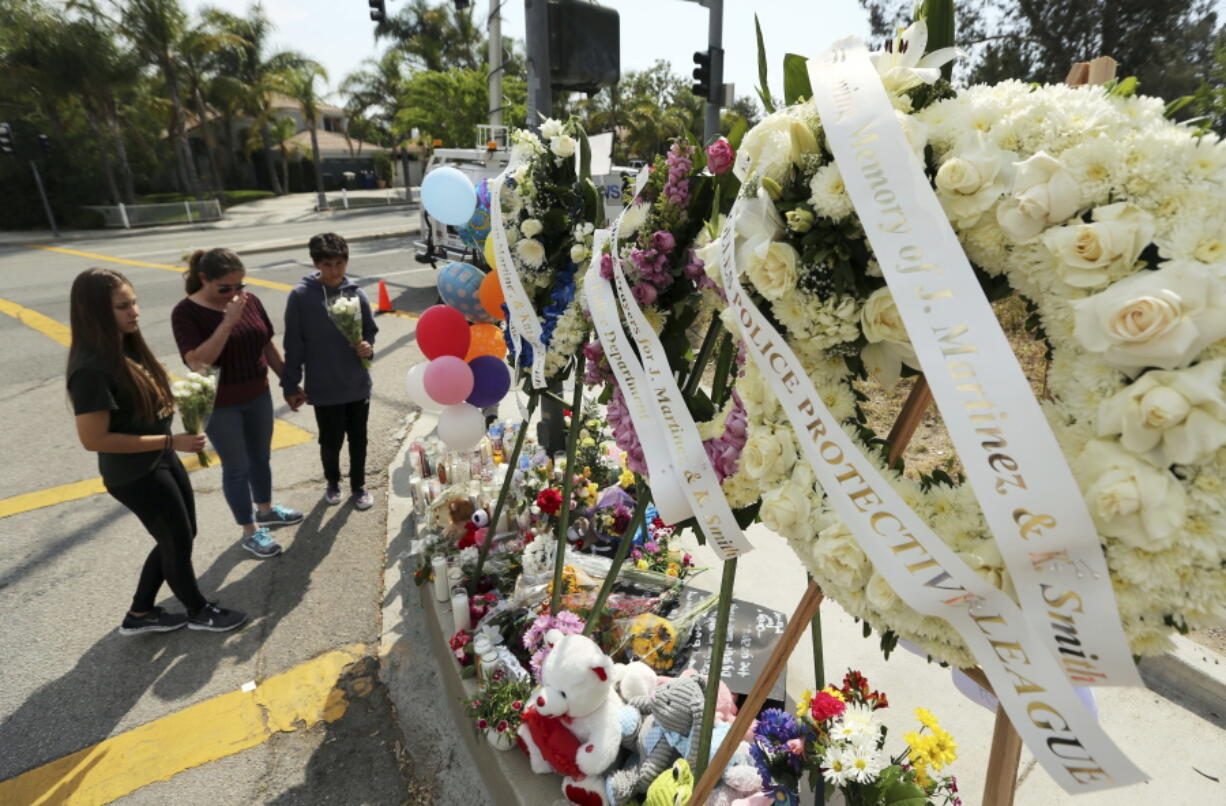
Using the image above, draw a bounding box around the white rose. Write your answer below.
[860,287,911,345]
[746,240,799,300]
[812,523,870,591]
[865,573,899,612]
[515,238,546,269]
[520,218,543,238]
[1076,439,1187,548]
[539,118,564,140]
[1072,261,1226,371]
[1097,359,1226,465]
[737,368,779,420]
[550,135,577,159]
[733,109,819,183]
[734,188,786,272]
[569,244,589,264]
[995,151,1080,243]
[1043,203,1155,289]
[895,109,928,161]
[759,481,812,538]
[740,428,797,482]
[171,381,190,397]
[934,132,1014,228]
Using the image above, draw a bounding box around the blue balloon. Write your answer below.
[421,166,477,226]
[437,262,496,323]
[459,178,493,250]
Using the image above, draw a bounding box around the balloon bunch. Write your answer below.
[406,305,512,450]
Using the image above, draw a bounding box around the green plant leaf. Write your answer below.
[783,54,812,105]
[754,14,775,114]
[881,776,929,806]
[1165,95,1195,118]
[727,116,749,151]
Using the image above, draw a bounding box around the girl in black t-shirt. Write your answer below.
[66,268,246,635]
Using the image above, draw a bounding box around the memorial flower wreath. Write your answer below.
[712,19,1226,667]
[496,117,599,381]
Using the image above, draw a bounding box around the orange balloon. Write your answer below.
[478,271,506,321]
[466,323,508,361]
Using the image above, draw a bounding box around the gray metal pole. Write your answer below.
[29,160,59,238]
[524,0,552,131]
[704,0,724,143]
[489,0,504,127]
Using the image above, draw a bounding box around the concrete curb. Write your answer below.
[1139,634,1226,721]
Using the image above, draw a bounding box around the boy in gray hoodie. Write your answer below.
[282,233,379,509]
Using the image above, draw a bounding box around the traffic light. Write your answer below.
[691,50,711,100]
[0,123,13,156]
[368,0,386,22]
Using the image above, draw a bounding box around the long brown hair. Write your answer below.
[184,247,244,294]
[67,268,173,423]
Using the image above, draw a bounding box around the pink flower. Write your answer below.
[476,718,489,730]
[786,737,805,755]
[511,701,523,711]
[707,138,735,175]
[496,720,509,732]
[809,691,846,722]
[631,283,658,306]
[600,252,615,280]
[651,230,676,253]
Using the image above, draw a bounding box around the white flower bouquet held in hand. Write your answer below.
[326,293,371,369]
[172,367,219,467]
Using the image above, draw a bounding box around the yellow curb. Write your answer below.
[22,245,295,291]
[0,645,367,806]
[0,418,313,520]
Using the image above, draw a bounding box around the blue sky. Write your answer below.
[184,0,873,106]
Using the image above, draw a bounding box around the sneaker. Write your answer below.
[323,484,342,505]
[255,504,304,527]
[353,490,374,511]
[188,603,248,632]
[118,606,188,636]
[241,527,282,558]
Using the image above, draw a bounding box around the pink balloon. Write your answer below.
[423,356,474,405]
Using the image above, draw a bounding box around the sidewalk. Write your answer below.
[0,190,418,250]
[379,402,1226,806]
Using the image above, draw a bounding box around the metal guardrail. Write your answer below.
[82,200,223,228]
[321,187,420,212]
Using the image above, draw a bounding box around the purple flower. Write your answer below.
[600,252,615,280]
[651,230,676,253]
[631,283,658,306]
[644,541,659,554]
[706,138,735,175]
[683,249,706,281]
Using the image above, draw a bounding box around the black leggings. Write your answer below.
[106,450,208,615]
[314,399,370,493]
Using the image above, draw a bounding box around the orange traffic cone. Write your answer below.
[376,280,394,314]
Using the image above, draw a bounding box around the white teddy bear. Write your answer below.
[518,630,630,805]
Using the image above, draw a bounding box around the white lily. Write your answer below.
[869,19,961,94]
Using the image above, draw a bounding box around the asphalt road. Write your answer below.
[0,221,442,804]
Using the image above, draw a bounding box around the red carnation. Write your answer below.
[536,488,563,515]
[810,691,846,722]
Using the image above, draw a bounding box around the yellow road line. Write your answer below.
[0,419,313,520]
[0,296,72,347]
[23,244,295,291]
[0,645,367,806]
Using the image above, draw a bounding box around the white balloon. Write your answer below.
[405,363,442,412]
[437,403,486,451]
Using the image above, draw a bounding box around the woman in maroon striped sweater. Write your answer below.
[171,248,302,559]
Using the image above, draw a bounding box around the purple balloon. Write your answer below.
[465,355,512,408]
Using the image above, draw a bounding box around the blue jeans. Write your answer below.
[206,389,274,527]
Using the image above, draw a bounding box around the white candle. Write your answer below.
[431,556,449,602]
[450,588,471,632]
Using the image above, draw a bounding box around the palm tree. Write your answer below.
[273,61,329,211]
[376,0,485,72]
[248,115,297,193]
[202,4,306,195]
[179,22,244,193]
[121,0,203,197]
[340,47,407,145]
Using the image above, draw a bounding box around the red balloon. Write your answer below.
[416,305,471,360]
